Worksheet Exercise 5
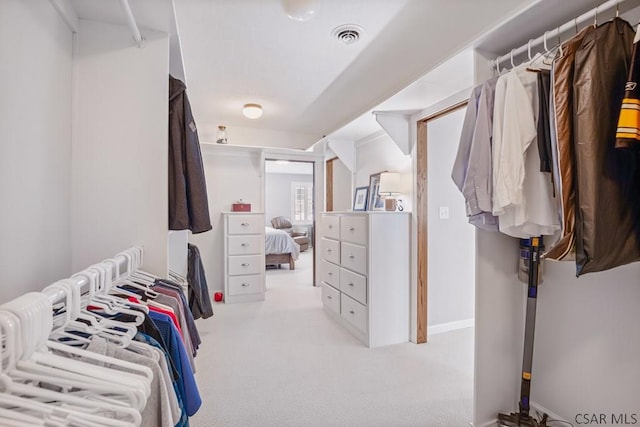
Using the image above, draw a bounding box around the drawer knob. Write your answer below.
[241,263,250,267]
[349,255,355,259]
[349,310,355,314]
[241,243,250,247]
[328,272,333,275]
[241,283,250,287]
[349,227,355,231]
[327,295,332,300]
[328,225,333,229]
[327,249,332,253]
[348,283,354,287]
[241,222,249,226]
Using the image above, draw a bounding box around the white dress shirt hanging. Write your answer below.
[492,65,560,238]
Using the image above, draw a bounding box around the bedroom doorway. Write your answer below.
[264,159,316,288]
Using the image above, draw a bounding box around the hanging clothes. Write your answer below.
[491,65,560,238]
[169,75,213,234]
[451,77,500,231]
[615,27,640,247]
[573,18,637,275]
[543,26,595,261]
[187,243,213,320]
[536,70,553,174]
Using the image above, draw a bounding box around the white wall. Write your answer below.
[0,1,73,302]
[332,158,352,211]
[426,107,475,329]
[265,173,313,224]
[355,133,412,211]
[72,19,169,276]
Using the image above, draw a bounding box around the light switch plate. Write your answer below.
[439,206,449,219]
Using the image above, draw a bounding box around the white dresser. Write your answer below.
[223,212,265,303]
[319,212,410,347]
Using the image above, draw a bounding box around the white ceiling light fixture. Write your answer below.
[281,0,320,22]
[242,103,263,119]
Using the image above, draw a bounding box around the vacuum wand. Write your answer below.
[497,237,548,427]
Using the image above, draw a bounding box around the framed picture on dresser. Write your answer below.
[367,172,385,211]
[353,187,369,211]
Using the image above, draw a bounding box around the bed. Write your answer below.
[265,226,300,270]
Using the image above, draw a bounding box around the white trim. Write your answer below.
[201,142,323,160]
[355,130,387,148]
[530,402,569,425]
[427,318,474,336]
[49,0,79,33]
[470,402,567,427]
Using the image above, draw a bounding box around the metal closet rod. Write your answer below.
[119,0,144,47]
[492,0,629,70]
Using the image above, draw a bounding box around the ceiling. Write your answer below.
[174,0,542,148]
[67,0,635,149]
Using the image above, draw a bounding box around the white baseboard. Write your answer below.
[530,401,568,424]
[471,403,567,427]
[428,318,474,335]
[474,420,495,427]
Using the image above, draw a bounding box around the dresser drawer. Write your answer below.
[321,238,340,265]
[228,275,262,296]
[340,242,367,275]
[320,260,340,288]
[321,215,340,240]
[340,216,367,245]
[228,255,263,276]
[228,235,263,255]
[321,283,340,315]
[341,294,367,334]
[228,215,264,235]
[340,268,367,305]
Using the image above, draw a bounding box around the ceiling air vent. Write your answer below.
[332,24,364,45]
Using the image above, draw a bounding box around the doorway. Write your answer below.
[325,156,351,212]
[416,101,475,344]
[264,159,316,288]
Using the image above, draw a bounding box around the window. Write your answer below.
[292,182,313,224]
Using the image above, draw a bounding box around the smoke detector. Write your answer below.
[332,24,364,45]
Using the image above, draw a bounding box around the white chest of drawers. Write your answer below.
[223,212,265,303]
[319,212,410,347]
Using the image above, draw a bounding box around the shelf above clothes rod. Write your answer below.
[491,0,632,70]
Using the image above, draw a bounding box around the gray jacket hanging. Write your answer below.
[168,75,212,234]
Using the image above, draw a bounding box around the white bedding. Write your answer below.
[265,226,300,260]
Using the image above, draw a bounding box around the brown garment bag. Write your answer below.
[573,18,637,275]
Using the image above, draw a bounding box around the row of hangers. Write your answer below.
[495,1,622,73]
[0,247,163,426]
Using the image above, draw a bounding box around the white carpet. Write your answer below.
[190,250,474,427]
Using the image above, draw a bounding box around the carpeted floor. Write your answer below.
[190,250,474,427]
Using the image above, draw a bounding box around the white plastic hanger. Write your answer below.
[0,310,142,426]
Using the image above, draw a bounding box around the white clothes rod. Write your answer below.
[42,249,138,306]
[119,0,144,47]
[492,0,631,70]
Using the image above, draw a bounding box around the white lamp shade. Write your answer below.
[242,103,263,119]
[378,172,402,195]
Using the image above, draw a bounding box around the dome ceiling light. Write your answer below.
[281,0,320,22]
[242,103,263,119]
